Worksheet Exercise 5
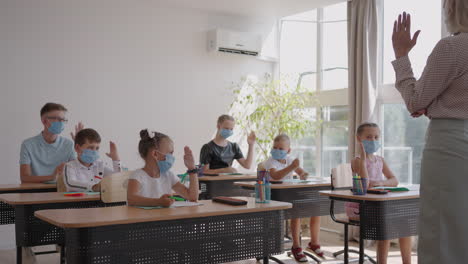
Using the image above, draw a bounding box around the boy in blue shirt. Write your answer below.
[20,102,81,183]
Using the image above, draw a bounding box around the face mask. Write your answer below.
[271,149,288,160]
[80,149,100,164]
[157,153,175,173]
[48,121,65,135]
[220,129,233,139]
[362,140,381,154]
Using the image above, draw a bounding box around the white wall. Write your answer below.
[0,0,276,185]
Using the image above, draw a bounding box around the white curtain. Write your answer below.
[347,0,379,159]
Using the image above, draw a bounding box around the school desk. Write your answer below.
[320,187,420,264]
[236,179,344,263]
[35,198,292,264]
[0,192,125,264]
[198,174,257,199]
[0,183,57,225]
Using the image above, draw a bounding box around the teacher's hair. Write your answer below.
[445,0,468,33]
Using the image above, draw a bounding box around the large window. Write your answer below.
[378,0,443,184]
[280,2,348,177]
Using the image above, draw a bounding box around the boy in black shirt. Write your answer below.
[200,115,255,174]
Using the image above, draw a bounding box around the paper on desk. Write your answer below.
[282,179,313,183]
[136,201,203,210]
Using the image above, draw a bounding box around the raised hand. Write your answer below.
[70,122,84,140]
[392,12,421,59]
[106,141,120,161]
[183,146,196,170]
[54,163,66,176]
[247,131,256,145]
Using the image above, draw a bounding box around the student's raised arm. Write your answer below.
[351,141,369,188]
[236,132,256,169]
[172,146,199,201]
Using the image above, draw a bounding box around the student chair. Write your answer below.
[100,170,133,203]
[330,164,376,264]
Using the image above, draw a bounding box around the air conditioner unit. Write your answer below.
[207,29,262,56]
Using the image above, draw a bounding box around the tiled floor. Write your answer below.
[0,231,417,264]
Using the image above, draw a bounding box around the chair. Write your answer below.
[100,170,134,203]
[330,164,376,264]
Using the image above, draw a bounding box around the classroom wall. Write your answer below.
[0,0,277,186]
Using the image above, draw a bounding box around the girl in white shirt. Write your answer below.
[127,129,199,207]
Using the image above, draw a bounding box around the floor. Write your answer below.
[0,230,417,264]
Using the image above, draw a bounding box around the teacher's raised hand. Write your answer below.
[392,12,421,59]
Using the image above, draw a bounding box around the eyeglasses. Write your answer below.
[46,116,68,123]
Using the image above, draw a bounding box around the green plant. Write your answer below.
[229,75,322,163]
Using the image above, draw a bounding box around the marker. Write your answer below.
[169,196,185,201]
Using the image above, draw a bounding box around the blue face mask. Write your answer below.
[220,129,233,139]
[157,153,175,173]
[48,121,65,135]
[271,149,288,160]
[80,149,100,164]
[362,140,381,154]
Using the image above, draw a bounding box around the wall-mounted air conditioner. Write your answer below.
[207,29,262,57]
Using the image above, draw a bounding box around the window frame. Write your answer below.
[376,0,445,184]
[279,3,349,177]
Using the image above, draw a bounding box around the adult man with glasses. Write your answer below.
[19,102,82,183]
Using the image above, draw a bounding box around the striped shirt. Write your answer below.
[392,33,468,119]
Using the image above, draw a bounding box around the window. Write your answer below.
[280,2,348,177]
[381,0,442,84]
[378,0,444,184]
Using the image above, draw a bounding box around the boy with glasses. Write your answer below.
[19,102,82,183]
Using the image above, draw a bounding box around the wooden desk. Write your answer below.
[36,198,292,264]
[0,183,57,225]
[198,174,257,199]
[320,188,420,264]
[0,192,124,264]
[235,179,342,219]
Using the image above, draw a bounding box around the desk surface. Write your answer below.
[0,183,57,192]
[0,192,100,205]
[320,188,420,201]
[35,197,292,228]
[198,174,257,181]
[234,179,331,189]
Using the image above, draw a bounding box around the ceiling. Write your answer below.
[155,0,347,18]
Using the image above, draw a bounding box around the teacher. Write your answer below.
[391,2,468,264]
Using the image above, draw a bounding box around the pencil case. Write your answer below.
[270,180,283,184]
[212,197,248,206]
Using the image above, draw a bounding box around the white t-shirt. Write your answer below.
[128,169,180,199]
[263,156,295,180]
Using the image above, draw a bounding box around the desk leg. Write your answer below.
[359,226,364,264]
[16,247,22,264]
[263,256,269,263]
[60,245,65,264]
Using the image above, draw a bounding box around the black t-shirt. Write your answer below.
[199,141,244,169]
